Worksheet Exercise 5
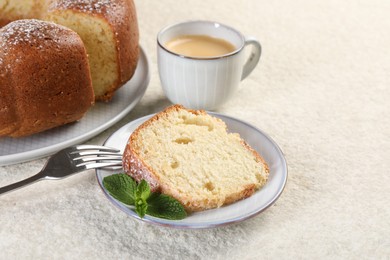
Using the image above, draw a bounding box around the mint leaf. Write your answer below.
[136,180,151,201]
[103,174,136,205]
[134,180,151,218]
[135,197,148,218]
[147,193,187,220]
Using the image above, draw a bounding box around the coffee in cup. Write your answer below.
[165,34,236,58]
[157,20,262,110]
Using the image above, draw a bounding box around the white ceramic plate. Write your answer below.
[96,113,288,229]
[0,46,150,166]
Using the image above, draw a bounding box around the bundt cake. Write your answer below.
[122,105,269,212]
[0,0,140,101]
[0,19,94,137]
[0,0,140,137]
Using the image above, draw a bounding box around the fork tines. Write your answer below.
[72,151,122,160]
[80,161,123,170]
[72,145,120,153]
[71,145,123,170]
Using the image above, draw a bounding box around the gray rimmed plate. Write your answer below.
[0,46,150,166]
[96,112,287,229]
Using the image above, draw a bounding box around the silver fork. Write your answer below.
[0,145,123,196]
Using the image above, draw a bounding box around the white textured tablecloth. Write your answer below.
[1,0,389,259]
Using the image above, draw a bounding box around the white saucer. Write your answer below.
[96,113,288,229]
[0,46,150,166]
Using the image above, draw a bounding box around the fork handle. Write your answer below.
[0,172,44,196]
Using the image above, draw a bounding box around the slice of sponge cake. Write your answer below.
[123,105,269,212]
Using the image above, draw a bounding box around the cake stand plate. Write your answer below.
[0,46,150,166]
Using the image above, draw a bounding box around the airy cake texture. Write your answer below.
[46,0,139,101]
[0,19,94,137]
[123,105,269,212]
[0,0,47,27]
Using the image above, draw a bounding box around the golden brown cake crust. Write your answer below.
[0,19,94,137]
[0,54,17,136]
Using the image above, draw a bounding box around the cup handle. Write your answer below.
[241,37,262,81]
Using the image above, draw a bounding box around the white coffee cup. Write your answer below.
[157,20,261,110]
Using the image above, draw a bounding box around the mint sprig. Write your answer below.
[102,173,136,205]
[103,174,187,220]
[135,180,150,218]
